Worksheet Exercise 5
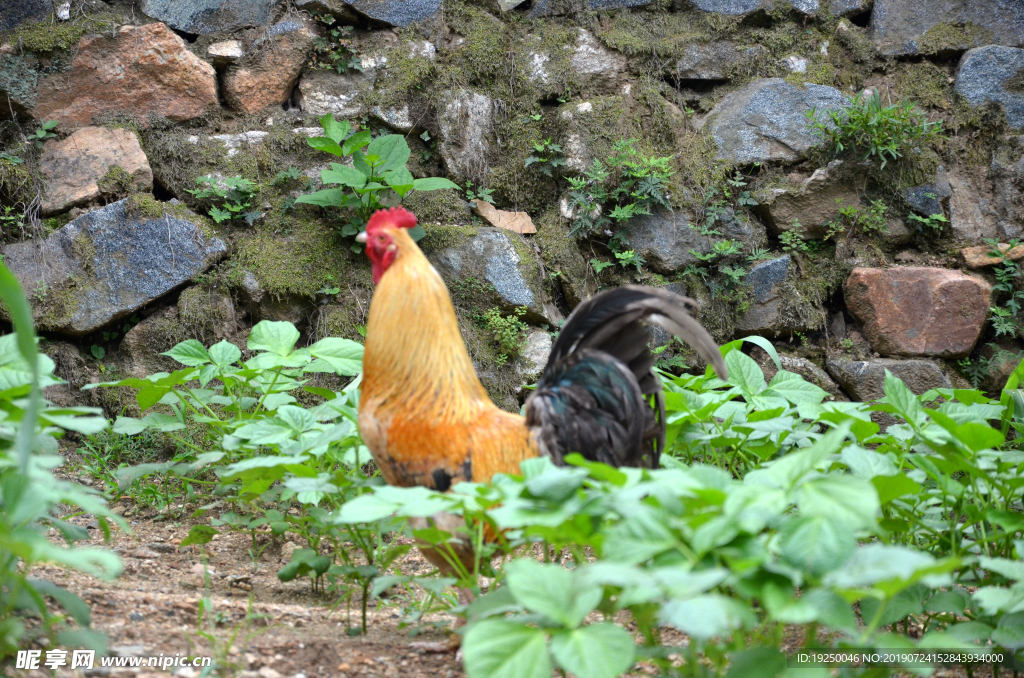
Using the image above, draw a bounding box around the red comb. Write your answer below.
[366,206,417,234]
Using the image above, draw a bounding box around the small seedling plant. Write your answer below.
[188,175,260,225]
[296,115,459,248]
[524,138,565,178]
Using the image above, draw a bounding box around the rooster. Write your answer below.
[354,206,727,642]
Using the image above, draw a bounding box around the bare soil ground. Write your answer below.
[13,504,467,678]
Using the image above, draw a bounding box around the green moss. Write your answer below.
[418,223,478,253]
[893,61,952,110]
[403,189,472,227]
[3,15,115,53]
[598,11,738,57]
[32,277,82,330]
[177,285,234,342]
[533,208,593,308]
[917,22,993,56]
[96,164,137,200]
[234,219,356,298]
[0,156,33,205]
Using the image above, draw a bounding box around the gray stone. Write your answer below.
[992,137,1024,243]
[686,0,820,16]
[208,40,245,65]
[430,228,560,325]
[696,78,847,166]
[0,0,51,31]
[904,167,952,218]
[672,42,765,81]
[438,90,494,185]
[340,0,442,26]
[518,330,553,379]
[297,69,375,119]
[955,46,1024,131]
[4,199,226,335]
[0,52,38,118]
[140,0,282,34]
[825,358,951,402]
[947,165,1006,244]
[871,0,1024,56]
[765,164,860,238]
[621,207,761,274]
[828,0,870,16]
[570,29,626,95]
[734,255,795,335]
[293,0,361,22]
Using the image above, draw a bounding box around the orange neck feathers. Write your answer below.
[360,229,492,421]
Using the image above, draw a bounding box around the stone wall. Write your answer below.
[2,0,1023,408]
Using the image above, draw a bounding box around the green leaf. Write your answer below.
[408,224,426,241]
[412,177,461,192]
[383,167,415,197]
[659,594,755,640]
[763,370,829,405]
[725,647,786,678]
[462,620,552,678]
[306,137,345,156]
[162,339,211,367]
[208,340,241,367]
[342,129,372,156]
[322,164,368,188]
[320,114,351,144]
[295,188,349,208]
[780,515,855,576]
[506,559,600,629]
[112,417,147,435]
[549,624,635,678]
[725,349,765,396]
[871,474,922,505]
[180,525,217,547]
[797,475,879,531]
[367,134,410,173]
[248,321,300,356]
[307,337,364,376]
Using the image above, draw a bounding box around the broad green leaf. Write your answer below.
[797,474,880,531]
[725,647,786,678]
[763,370,828,405]
[463,620,552,678]
[162,339,210,366]
[725,349,765,396]
[549,624,635,678]
[659,594,755,640]
[320,114,351,143]
[248,321,300,356]
[412,177,461,191]
[295,188,348,208]
[111,417,147,435]
[871,474,921,506]
[841,446,898,478]
[780,515,855,576]
[307,337,364,376]
[322,164,368,188]
[30,579,92,627]
[180,525,217,547]
[208,340,241,367]
[367,134,410,173]
[383,167,415,197]
[306,136,345,156]
[925,588,969,614]
[343,129,372,156]
[506,559,600,629]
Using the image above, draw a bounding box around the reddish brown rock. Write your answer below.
[39,127,152,216]
[961,243,1024,268]
[223,21,316,114]
[33,23,218,128]
[844,267,991,359]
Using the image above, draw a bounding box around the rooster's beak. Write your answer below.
[355,231,367,243]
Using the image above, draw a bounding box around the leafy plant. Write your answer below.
[907,212,949,231]
[0,264,121,661]
[295,115,459,248]
[476,307,529,365]
[464,181,495,205]
[779,225,810,255]
[309,14,362,74]
[589,258,613,274]
[187,175,260,225]
[986,238,1024,339]
[31,120,58,149]
[524,138,565,178]
[613,249,645,272]
[808,92,943,169]
[830,198,888,240]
